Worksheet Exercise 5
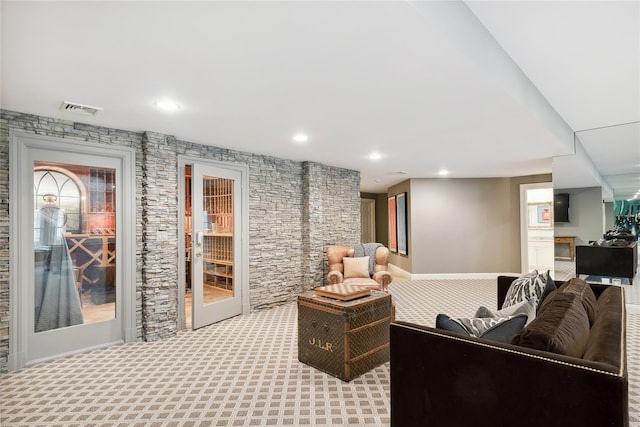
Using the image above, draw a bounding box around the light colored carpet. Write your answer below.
[1,279,638,426]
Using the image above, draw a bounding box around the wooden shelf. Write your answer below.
[192,174,235,292]
[203,258,232,265]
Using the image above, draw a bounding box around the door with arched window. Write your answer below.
[33,164,117,332]
[9,131,136,370]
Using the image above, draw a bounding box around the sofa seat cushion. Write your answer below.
[436,313,528,344]
[558,277,598,326]
[503,270,555,310]
[513,291,590,358]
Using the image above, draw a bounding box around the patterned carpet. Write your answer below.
[1,278,639,426]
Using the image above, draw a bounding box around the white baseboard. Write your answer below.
[627,304,640,314]
[410,272,502,280]
[23,340,124,370]
[387,263,411,279]
[388,264,522,281]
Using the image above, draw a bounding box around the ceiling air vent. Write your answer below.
[60,101,103,116]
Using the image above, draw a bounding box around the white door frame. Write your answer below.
[519,182,554,274]
[8,131,137,371]
[177,156,250,330]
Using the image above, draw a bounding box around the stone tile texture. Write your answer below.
[0,110,361,374]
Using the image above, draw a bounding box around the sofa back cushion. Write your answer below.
[513,291,590,358]
[557,278,598,326]
[327,245,353,274]
[582,285,625,373]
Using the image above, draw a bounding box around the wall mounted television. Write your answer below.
[554,193,570,223]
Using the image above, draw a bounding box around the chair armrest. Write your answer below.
[372,271,392,291]
[327,270,343,284]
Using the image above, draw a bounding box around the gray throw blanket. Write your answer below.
[354,243,383,276]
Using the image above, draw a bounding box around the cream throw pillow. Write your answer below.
[343,256,370,279]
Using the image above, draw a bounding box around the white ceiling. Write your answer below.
[1,1,638,198]
[466,0,640,201]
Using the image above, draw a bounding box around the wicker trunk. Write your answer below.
[297,292,392,381]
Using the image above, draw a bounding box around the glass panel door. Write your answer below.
[191,163,242,329]
[26,150,124,365]
[10,131,136,371]
[34,164,117,332]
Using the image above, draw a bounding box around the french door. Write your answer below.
[185,161,248,329]
[9,132,136,370]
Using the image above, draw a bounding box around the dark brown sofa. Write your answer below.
[390,276,628,427]
[576,240,637,284]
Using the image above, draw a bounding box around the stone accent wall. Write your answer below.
[177,143,302,310]
[140,132,179,340]
[0,110,361,374]
[302,162,361,288]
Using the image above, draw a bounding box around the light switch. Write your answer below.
[158,230,168,241]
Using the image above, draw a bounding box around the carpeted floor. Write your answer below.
[1,278,638,426]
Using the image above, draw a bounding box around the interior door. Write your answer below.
[191,163,243,328]
[361,198,376,243]
[10,132,136,369]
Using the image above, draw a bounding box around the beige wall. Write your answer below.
[554,186,604,246]
[387,174,551,275]
[388,180,412,272]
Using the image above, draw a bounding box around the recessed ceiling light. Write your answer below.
[155,99,180,112]
[293,133,309,143]
[369,152,382,160]
[438,169,449,176]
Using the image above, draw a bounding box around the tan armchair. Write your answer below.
[326,244,393,291]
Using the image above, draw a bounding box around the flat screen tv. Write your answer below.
[554,193,570,223]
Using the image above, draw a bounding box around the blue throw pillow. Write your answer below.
[436,313,528,344]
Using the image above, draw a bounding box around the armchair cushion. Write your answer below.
[343,256,370,279]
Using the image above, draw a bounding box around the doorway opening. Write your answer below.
[520,182,554,277]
